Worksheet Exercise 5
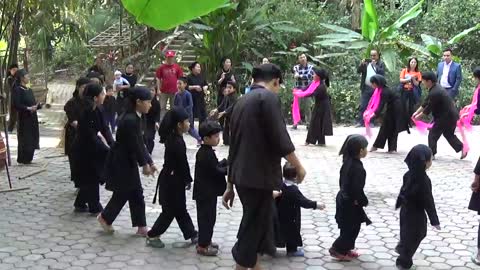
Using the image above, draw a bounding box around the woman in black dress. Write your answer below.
[71,83,113,214]
[216,58,235,106]
[13,69,41,164]
[64,77,90,184]
[369,75,409,153]
[305,68,333,146]
[187,62,208,125]
[122,63,137,87]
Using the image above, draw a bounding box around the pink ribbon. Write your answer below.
[291,80,321,125]
[411,117,434,134]
[455,84,479,153]
[363,88,382,137]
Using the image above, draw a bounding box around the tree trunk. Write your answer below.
[7,0,23,67]
[351,0,361,30]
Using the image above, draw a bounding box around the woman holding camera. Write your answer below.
[399,58,422,121]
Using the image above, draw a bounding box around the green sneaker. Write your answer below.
[146,237,165,248]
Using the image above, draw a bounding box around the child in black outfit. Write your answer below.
[395,144,440,270]
[147,107,198,248]
[143,87,160,154]
[103,85,116,133]
[275,162,325,257]
[193,121,228,256]
[330,134,371,261]
[210,81,237,145]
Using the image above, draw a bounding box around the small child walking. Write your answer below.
[275,162,325,257]
[193,121,228,256]
[395,144,440,270]
[103,85,116,133]
[174,77,202,146]
[330,134,371,261]
[210,81,238,145]
[147,106,198,248]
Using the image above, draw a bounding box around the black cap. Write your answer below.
[199,121,222,138]
[129,86,152,101]
[84,83,103,98]
[252,63,283,84]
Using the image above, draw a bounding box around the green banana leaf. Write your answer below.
[320,23,361,35]
[421,34,442,56]
[361,0,379,42]
[380,0,424,40]
[121,0,228,30]
[397,40,431,57]
[381,49,397,72]
[448,23,480,44]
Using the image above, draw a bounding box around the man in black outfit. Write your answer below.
[413,71,466,159]
[222,64,306,270]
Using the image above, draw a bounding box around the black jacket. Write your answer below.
[357,60,386,91]
[105,112,152,192]
[64,97,85,155]
[71,107,114,187]
[193,145,227,200]
[144,97,161,139]
[422,84,458,123]
[375,87,410,134]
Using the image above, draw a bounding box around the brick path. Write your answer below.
[1,119,480,269]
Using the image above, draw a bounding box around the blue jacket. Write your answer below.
[174,90,193,117]
[437,61,462,92]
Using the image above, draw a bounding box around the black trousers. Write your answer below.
[74,184,103,213]
[373,119,398,152]
[196,198,217,247]
[192,95,207,125]
[102,189,146,227]
[144,135,154,154]
[17,148,35,164]
[396,208,427,269]
[477,220,480,248]
[221,116,230,145]
[401,90,416,121]
[7,105,17,132]
[331,222,361,255]
[357,87,373,125]
[232,187,275,268]
[148,185,196,240]
[428,119,463,156]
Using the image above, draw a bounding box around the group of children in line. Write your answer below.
[61,62,480,270]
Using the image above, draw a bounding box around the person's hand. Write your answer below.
[432,225,441,231]
[186,183,192,190]
[218,112,226,118]
[471,175,480,192]
[272,190,282,199]
[71,121,78,128]
[361,59,367,65]
[150,164,158,175]
[155,122,160,131]
[142,164,152,176]
[97,132,108,146]
[220,73,226,80]
[371,59,376,65]
[413,112,422,120]
[316,202,326,210]
[294,73,300,79]
[222,188,235,209]
[209,109,218,117]
[295,165,306,184]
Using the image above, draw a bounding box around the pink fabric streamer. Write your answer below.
[411,117,434,134]
[291,80,321,125]
[362,88,382,137]
[455,84,479,153]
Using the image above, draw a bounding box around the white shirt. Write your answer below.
[440,61,452,88]
[365,63,376,87]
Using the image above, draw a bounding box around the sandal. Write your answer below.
[146,237,165,248]
[196,245,218,256]
[329,248,353,261]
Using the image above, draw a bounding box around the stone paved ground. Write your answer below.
[1,113,480,269]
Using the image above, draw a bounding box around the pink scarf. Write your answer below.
[455,84,479,153]
[291,80,321,125]
[411,117,434,134]
[363,87,382,137]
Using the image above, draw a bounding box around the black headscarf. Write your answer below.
[73,77,91,98]
[396,144,432,209]
[313,68,331,87]
[339,134,368,162]
[369,74,387,88]
[158,106,189,144]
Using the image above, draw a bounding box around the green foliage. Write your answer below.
[51,41,93,73]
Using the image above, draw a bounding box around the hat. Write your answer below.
[199,121,222,138]
[165,50,176,58]
[114,70,122,76]
[129,86,152,101]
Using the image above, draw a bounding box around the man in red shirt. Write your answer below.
[156,50,184,121]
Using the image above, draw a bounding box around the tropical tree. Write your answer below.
[314,0,425,72]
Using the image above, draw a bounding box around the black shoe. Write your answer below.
[74,206,88,213]
[291,125,298,130]
[354,123,364,128]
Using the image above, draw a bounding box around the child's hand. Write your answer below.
[272,190,282,199]
[316,202,326,210]
[432,225,441,231]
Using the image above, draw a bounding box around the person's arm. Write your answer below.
[224,98,237,116]
[357,60,366,74]
[186,92,193,112]
[173,139,193,184]
[399,69,410,83]
[202,79,209,91]
[156,67,162,93]
[13,88,30,111]
[350,169,369,207]
[292,186,317,209]
[422,179,440,226]
[453,64,462,92]
[124,117,150,166]
[376,61,386,75]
